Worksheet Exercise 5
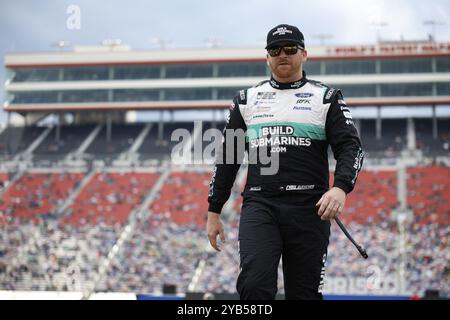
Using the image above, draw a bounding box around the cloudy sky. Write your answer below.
[1,0,450,122]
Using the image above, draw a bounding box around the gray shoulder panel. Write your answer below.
[253,80,270,88]
[324,87,342,104]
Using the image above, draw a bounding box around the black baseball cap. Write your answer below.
[265,24,305,49]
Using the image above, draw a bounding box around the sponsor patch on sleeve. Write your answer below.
[343,111,353,119]
[237,89,247,105]
[323,88,339,103]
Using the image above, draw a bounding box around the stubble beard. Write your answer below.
[270,60,302,82]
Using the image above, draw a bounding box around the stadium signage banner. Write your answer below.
[327,43,450,56]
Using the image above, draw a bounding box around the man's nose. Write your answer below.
[278,49,288,58]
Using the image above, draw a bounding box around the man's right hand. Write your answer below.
[207,211,226,251]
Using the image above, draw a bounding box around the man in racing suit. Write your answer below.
[207,24,364,300]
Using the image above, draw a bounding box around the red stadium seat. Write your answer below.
[0,172,83,223]
[407,166,450,225]
[67,171,159,226]
[150,171,211,226]
[331,170,398,224]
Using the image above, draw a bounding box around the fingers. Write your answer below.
[316,194,324,207]
[219,228,226,243]
[208,230,220,251]
[321,202,341,220]
[317,188,346,220]
[207,212,225,252]
[317,196,330,216]
[319,200,331,220]
[208,227,225,252]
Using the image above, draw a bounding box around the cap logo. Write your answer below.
[273,27,292,36]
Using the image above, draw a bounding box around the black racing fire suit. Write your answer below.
[208,71,364,299]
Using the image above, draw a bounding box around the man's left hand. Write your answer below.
[316,187,346,220]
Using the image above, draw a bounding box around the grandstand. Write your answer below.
[0,39,449,300]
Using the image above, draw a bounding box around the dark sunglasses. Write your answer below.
[267,45,303,57]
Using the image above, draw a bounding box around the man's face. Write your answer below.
[266,42,307,79]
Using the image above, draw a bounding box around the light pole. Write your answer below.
[370,21,388,42]
[423,20,445,41]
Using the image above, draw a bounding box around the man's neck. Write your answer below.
[269,70,307,90]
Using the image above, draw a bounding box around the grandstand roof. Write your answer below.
[3,40,450,113]
[5,41,450,67]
